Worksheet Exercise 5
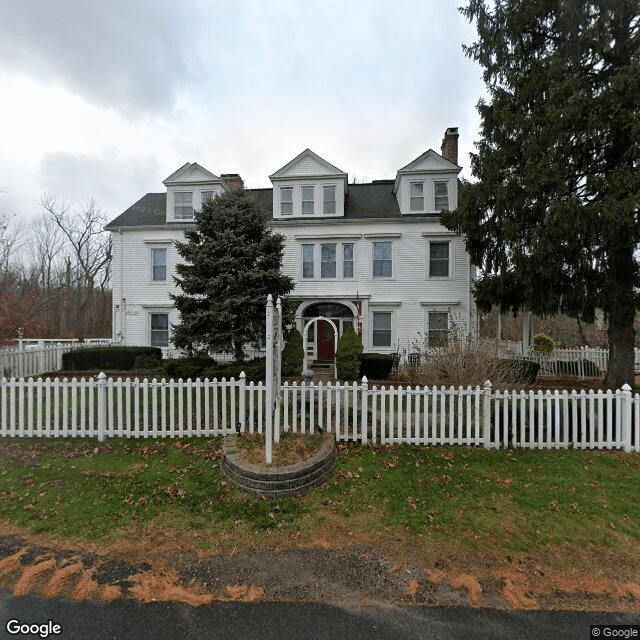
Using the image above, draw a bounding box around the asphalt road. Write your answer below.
[1,590,639,640]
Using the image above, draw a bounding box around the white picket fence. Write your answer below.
[510,346,640,379]
[0,374,638,452]
[0,340,113,378]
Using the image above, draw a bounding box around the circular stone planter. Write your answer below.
[220,434,336,498]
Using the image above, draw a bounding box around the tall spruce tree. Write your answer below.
[171,189,294,359]
[442,1,640,387]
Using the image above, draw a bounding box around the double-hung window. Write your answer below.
[410,182,424,211]
[343,243,354,278]
[320,243,336,278]
[151,248,167,282]
[429,242,450,277]
[302,186,314,215]
[280,187,293,215]
[428,312,449,346]
[201,191,213,207]
[150,313,169,347]
[372,312,392,347]
[302,244,314,278]
[434,181,449,211]
[372,241,392,278]
[174,192,193,219]
[323,186,336,214]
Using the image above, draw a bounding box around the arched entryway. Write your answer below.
[299,302,356,362]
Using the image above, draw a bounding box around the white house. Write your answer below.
[105,127,476,362]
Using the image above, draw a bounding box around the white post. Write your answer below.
[97,371,107,442]
[265,295,274,464]
[274,297,282,445]
[239,371,246,433]
[361,376,368,444]
[483,380,492,449]
[621,383,632,453]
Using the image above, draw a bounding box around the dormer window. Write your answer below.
[201,191,213,207]
[175,192,193,219]
[280,187,293,215]
[410,182,424,211]
[434,181,449,211]
[302,186,314,215]
[323,186,336,214]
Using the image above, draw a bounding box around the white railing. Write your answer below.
[0,340,114,378]
[1,374,638,452]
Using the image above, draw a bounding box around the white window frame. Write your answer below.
[149,312,170,347]
[174,192,193,220]
[372,241,393,279]
[323,185,336,215]
[434,180,450,211]
[342,242,354,278]
[301,186,314,215]
[428,311,449,347]
[426,239,454,280]
[302,243,315,279]
[320,243,337,279]
[201,190,214,207]
[410,181,425,212]
[280,187,293,215]
[150,247,167,283]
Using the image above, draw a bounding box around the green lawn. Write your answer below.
[0,437,639,560]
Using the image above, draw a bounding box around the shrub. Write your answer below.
[533,333,555,355]
[335,326,363,381]
[281,327,304,376]
[62,346,162,371]
[359,353,394,380]
[505,359,540,383]
[202,357,266,382]
[163,356,216,379]
[553,359,600,377]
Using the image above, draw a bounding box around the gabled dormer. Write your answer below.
[270,149,348,219]
[163,162,227,223]
[394,127,462,215]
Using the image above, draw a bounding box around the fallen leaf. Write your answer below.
[407,496,417,511]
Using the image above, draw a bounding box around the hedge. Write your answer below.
[359,353,395,380]
[163,356,266,382]
[62,346,162,371]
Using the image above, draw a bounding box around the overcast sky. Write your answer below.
[0,0,485,225]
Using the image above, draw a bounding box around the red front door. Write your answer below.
[317,320,335,361]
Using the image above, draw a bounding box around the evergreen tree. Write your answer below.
[442,1,640,387]
[171,189,294,359]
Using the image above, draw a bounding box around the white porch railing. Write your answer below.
[1,374,638,453]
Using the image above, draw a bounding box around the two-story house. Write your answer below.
[105,127,476,362]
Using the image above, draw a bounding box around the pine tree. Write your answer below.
[442,1,640,387]
[171,189,294,359]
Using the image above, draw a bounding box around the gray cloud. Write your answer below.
[38,149,162,217]
[0,0,200,114]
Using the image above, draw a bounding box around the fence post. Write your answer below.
[239,371,246,433]
[361,376,368,444]
[97,371,107,442]
[621,383,632,453]
[483,380,493,449]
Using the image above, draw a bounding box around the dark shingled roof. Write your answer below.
[105,181,424,229]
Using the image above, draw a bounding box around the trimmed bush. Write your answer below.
[533,333,555,355]
[359,353,394,380]
[281,328,304,376]
[163,356,217,379]
[202,357,266,382]
[553,359,600,377]
[62,346,163,371]
[503,359,540,383]
[335,326,363,381]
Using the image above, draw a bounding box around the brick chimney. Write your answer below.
[440,127,459,165]
[221,174,244,191]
